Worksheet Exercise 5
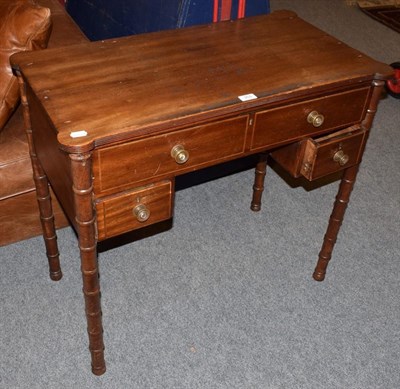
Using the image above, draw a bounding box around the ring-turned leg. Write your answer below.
[17,71,61,281]
[70,153,106,375]
[313,165,359,281]
[34,170,62,281]
[313,79,386,281]
[251,153,268,212]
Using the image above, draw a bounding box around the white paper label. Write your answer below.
[70,130,88,138]
[238,93,258,102]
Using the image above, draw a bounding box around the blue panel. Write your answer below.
[177,0,214,28]
[67,0,270,41]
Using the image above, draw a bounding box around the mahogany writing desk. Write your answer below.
[11,10,392,375]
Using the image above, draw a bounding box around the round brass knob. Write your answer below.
[171,144,189,164]
[307,111,325,127]
[333,150,349,166]
[133,204,150,222]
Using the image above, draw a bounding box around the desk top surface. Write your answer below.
[12,10,392,152]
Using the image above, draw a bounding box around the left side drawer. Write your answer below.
[96,180,173,240]
[93,115,248,194]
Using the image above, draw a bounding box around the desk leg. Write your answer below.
[17,73,62,281]
[251,153,268,211]
[70,153,106,375]
[313,165,359,281]
[35,169,62,281]
[313,79,385,281]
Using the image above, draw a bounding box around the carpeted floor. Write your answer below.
[1,1,399,388]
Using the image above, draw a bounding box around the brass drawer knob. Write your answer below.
[307,111,325,127]
[133,204,150,222]
[171,144,189,164]
[333,150,349,166]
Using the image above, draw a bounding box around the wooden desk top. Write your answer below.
[12,10,392,152]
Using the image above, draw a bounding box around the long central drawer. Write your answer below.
[93,115,249,195]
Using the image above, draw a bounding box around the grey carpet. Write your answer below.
[1,1,399,388]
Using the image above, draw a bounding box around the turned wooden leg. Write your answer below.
[314,80,386,281]
[17,71,61,281]
[35,171,62,281]
[251,153,268,212]
[70,153,106,375]
[313,165,359,281]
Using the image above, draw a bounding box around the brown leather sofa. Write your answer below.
[0,0,88,246]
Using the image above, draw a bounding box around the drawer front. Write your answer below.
[96,181,173,240]
[300,127,367,180]
[94,115,248,194]
[251,87,370,151]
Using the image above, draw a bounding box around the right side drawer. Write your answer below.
[270,126,367,181]
[300,127,367,180]
[251,87,370,151]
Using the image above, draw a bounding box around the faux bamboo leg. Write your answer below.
[17,72,61,281]
[313,79,386,281]
[69,153,106,375]
[250,153,268,212]
[313,165,359,281]
[35,171,62,281]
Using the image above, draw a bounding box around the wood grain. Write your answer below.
[13,11,393,375]
[11,11,392,152]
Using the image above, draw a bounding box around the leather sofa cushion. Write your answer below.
[0,0,51,131]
